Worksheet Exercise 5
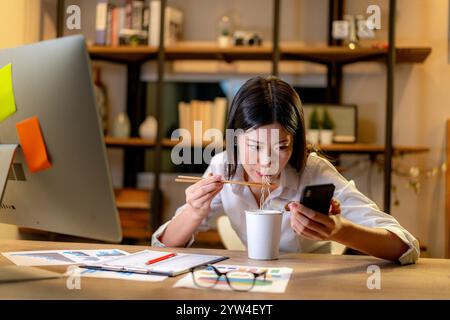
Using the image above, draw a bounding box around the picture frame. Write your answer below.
[303,104,358,143]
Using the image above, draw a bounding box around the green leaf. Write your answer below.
[309,108,320,129]
[322,108,335,130]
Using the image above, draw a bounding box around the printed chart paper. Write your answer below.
[2,249,129,266]
[173,265,293,293]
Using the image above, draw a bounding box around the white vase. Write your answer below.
[320,129,334,145]
[306,129,320,144]
[218,35,231,47]
[112,112,131,138]
[139,116,158,141]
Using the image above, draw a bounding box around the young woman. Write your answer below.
[152,76,419,265]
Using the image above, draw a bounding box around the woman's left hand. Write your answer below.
[288,199,347,241]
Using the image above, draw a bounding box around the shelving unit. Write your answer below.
[57,0,430,236]
[90,43,431,64]
[105,136,429,156]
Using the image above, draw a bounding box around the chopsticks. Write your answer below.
[175,175,277,188]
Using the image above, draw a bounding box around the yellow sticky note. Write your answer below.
[0,63,17,122]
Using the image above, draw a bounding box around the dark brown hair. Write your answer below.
[225,76,307,180]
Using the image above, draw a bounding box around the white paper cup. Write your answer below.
[245,209,282,260]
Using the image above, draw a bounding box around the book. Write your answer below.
[95,0,109,45]
[117,7,126,42]
[124,0,133,29]
[111,7,121,46]
[131,0,145,31]
[177,98,228,144]
[213,97,227,134]
[178,101,190,140]
[149,1,183,46]
[105,4,114,46]
[80,250,228,277]
[203,101,212,134]
[191,100,201,145]
[143,6,150,30]
[149,0,161,46]
[165,6,183,46]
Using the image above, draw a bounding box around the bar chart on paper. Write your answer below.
[2,249,129,266]
[174,265,293,293]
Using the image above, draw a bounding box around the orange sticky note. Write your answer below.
[16,116,52,173]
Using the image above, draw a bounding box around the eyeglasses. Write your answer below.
[190,264,267,292]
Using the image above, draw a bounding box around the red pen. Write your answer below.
[145,253,177,265]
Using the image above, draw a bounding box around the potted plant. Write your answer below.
[217,15,232,47]
[307,108,320,144]
[320,108,335,145]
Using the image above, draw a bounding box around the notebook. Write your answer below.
[80,250,228,277]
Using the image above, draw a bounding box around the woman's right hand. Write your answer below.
[185,173,223,220]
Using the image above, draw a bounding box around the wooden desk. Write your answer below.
[0,240,449,300]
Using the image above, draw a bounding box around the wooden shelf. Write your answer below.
[89,45,157,63]
[281,44,431,64]
[165,42,273,61]
[105,136,222,148]
[319,143,429,155]
[105,136,428,155]
[89,42,431,65]
[105,136,156,148]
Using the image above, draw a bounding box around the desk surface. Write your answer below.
[0,240,449,300]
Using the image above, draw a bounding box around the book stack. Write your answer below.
[178,98,228,145]
[95,0,183,47]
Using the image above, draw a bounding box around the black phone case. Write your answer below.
[300,184,336,215]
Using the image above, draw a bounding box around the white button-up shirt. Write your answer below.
[152,152,419,265]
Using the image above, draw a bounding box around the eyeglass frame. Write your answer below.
[190,264,267,292]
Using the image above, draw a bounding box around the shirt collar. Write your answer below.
[271,163,300,201]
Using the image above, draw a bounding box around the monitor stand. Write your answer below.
[0,146,65,283]
[0,144,27,281]
[0,144,18,203]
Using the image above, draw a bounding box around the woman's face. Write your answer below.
[237,122,293,182]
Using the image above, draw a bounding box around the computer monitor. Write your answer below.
[0,35,122,243]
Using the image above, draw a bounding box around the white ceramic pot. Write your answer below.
[218,35,231,47]
[112,112,131,138]
[139,116,158,141]
[306,129,320,144]
[320,129,334,145]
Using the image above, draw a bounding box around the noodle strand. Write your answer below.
[259,175,271,210]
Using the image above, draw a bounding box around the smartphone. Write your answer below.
[300,184,336,215]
